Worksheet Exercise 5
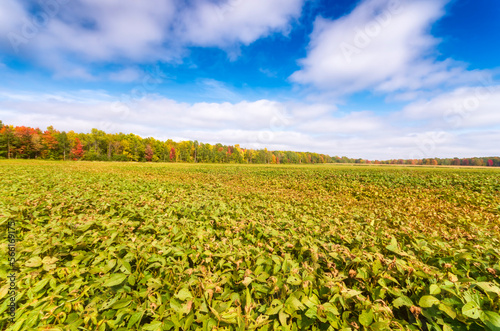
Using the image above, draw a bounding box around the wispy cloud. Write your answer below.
[259,68,278,78]
[107,68,143,83]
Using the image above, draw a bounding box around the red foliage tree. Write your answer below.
[70,138,84,160]
[487,159,494,167]
[14,126,40,157]
[42,129,59,158]
[145,144,153,162]
[169,147,175,161]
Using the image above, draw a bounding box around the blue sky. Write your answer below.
[0,0,499,159]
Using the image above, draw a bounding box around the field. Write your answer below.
[0,161,499,331]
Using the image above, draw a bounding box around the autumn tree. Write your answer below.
[13,126,42,158]
[472,158,484,167]
[145,144,153,162]
[169,147,176,161]
[70,138,84,160]
[41,127,59,159]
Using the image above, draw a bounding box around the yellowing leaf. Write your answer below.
[462,302,481,319]
[393,295,413,308]
[25,256,43,268]
[419,295,440,308]
[175,288,193,301]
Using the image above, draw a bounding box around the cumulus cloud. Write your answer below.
[1,89,499,159]
[175,0,303,48]
[402,84,500,129]
[1,0,304,75]
[290,0,488,96]
[297,111,386,134]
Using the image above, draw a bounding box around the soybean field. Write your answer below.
[0,161,499,331]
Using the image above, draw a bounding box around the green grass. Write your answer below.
[0,161,499,330]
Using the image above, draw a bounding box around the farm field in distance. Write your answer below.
[0,160,499,331]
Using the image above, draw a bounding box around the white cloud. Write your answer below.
[2,0,304,76]
[176,0,303,48]
[297,111,385,134]
[290,0,487,96]
[36,0,177,62]
[0,0,28,39]
[402,85,500,129]
[1,89,499,159]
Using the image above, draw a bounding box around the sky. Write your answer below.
[0,0,499,160]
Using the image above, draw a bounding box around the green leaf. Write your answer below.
[103,273,128,287]
[482,311,500,331]
[120,259,132,274]
[372,259,383,275]
[32,278,50,293]
[175,287,193,301]
[127,311,144,328]
[128,274,136,286]
[371,321,390,330]
[146,277,162,290]
[284,295,305,314]
[370,322,391,331]
[142,321,163,330]
[419,295,440,308]
[286,275,302,285]
[359,309,373,327]
[184,313,195,330]
[323,303,340,315]
[443,324,453,331]
[439,303,457,319]
[11,318,25,331]
[305,307,318,319]
[386,237,400,253]
[476,282,500,295]
[265,299,283,315]
[0,285,8,300]
[393,295,413,308]
[462,301,481,319]
[430,284,441,295]
[112,299,132,309]
[279,310,289,327]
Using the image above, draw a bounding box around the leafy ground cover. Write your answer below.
[0,160,499,330]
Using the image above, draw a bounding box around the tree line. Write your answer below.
[0,121,498,166]
[0,122,336,164]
